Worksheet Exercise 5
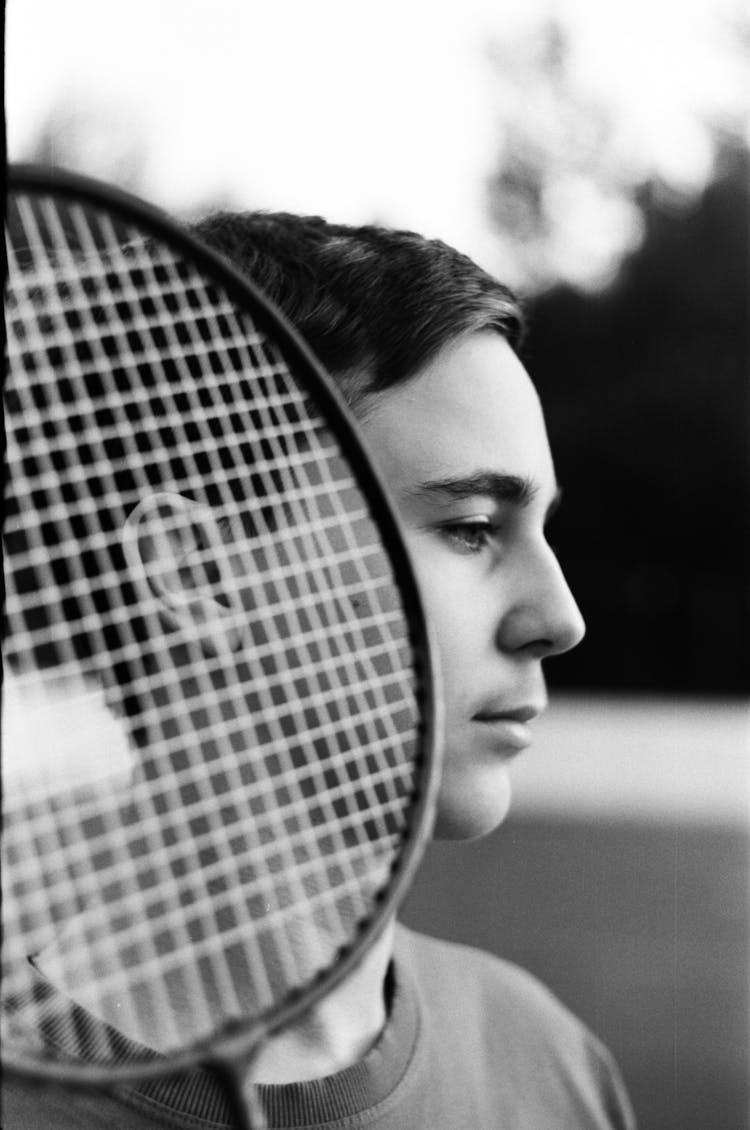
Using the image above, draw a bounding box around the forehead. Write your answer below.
[359,332,555,500]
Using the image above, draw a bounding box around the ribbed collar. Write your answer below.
[21,941,421,1129]
[254,959,419,1128]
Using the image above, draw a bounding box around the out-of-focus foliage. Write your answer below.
[525,141,749,694]
[487,22,642,292]
[486,14,750,293]
[486,13,749,694]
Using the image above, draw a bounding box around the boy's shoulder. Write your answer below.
[394,921,635,1129]
[396,921,581,1028]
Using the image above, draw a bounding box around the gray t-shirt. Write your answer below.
[3,924,636,1128]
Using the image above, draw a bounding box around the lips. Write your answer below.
[474,701,544,724]
[471,704,544,753]
[477,704,540,724]
[472,716,534,752]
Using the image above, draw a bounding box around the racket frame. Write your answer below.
[2,164,443,1092]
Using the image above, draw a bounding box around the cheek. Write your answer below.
[406,543,491,690]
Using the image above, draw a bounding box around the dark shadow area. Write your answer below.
[522,142,749,694]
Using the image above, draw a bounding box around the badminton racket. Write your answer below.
[2,165,441,1129]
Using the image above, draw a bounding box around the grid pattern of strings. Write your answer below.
[2,189,424,1067]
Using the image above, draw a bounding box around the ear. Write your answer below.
[122,492,246,657]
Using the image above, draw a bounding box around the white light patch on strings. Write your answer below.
[2,672,135,797]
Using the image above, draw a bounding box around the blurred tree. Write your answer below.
[485,12,749,693]
[486,21,644,292]
[485,11,749,294]
[524,141,749,694]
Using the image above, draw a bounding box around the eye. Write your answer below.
[440,519,499,555]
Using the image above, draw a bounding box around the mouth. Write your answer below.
[471,705,543,753]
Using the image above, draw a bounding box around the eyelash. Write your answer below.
[440,519,500,555]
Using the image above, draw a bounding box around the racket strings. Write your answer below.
[3,189,426,1064]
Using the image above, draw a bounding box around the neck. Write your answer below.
[250,917,396,1084]
[35,913,397,1084]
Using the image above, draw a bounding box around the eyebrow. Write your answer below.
[410,471,562,518]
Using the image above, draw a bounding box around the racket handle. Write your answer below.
[211,1052,267,1130]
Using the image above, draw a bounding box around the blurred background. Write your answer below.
[5,1,749,1127]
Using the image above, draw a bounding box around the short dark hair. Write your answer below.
[191,212,525,415]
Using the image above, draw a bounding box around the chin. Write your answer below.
[431,765,513,841]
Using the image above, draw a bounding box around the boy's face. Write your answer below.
[358,331,585,839]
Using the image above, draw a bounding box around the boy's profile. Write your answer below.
[4,209,636,1129]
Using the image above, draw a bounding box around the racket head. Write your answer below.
[2,165,442,1087]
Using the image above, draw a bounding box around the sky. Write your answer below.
[6,0,748,289]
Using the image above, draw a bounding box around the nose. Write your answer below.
[496,543,585,660]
